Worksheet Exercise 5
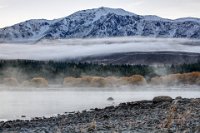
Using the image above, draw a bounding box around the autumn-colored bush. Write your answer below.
[150,76,163,85]
[120,75,147,85]
[182,72,200,84]
[30,77,48,87]
[63,75,147,87]
[63,77,82,86]
[3,77,19,86]
[63,76,108,87]
[105,76,121,86]
[87,76,108,87]
[150,72,200,85]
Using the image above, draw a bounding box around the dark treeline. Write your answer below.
[0,60,200,82]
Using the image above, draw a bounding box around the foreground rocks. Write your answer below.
[0,97,200,133]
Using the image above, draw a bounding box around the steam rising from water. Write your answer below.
[0,37,200,60]
[0,85,199,120]
[0,37,199,121]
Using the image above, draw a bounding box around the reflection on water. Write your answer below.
[0,86,199,120]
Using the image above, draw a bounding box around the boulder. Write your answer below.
[153,96,173,103]
[107,97,114,101]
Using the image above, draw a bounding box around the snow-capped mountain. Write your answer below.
[0,7,200,43]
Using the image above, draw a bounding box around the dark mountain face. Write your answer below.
[0,7,200,43]
[74,52,200,65]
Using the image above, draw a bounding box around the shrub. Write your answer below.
[3,77,18,86]
[30,77,48,87]
[120,75,146,85]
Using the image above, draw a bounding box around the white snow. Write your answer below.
[69,7,136,22]
[143,15,172,22]
[175,17,200,23]
[0,7,200,43]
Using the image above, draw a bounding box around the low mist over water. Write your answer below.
[0,37,200,60]
[0,85,200,120]
[0,37,200,121]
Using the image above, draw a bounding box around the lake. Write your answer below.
[0,85,199,121]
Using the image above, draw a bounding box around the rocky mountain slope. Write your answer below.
[0,7,200,43]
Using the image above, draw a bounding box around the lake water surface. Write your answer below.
[0,85,199,121]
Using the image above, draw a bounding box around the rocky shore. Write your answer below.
[0,96,200,133]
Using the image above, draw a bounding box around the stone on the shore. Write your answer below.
[21,115,26,118]
[153,96,173,103]
[107,97,114,101]
[175,96,182,100]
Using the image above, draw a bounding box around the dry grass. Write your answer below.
[87,119,96,132]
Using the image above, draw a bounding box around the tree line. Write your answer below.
[0,59,200,82]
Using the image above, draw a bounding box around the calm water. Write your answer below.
[0,86,199,120]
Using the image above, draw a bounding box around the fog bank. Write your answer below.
[0,37,200,60]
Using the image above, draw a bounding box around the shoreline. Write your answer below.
[0,96,200,133]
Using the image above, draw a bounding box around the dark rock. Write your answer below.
[103,114,110,119]
[107,97,114,101]
[175,96,182,100]
[21,115,26,118]
[152,96,173,103]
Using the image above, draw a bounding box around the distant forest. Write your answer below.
[0,60,200,82]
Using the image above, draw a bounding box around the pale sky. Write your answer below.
[0,0,200,28]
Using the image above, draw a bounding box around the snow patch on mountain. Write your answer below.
[69,7,136,22]
[0,7,200,43]
[175,17,200,23]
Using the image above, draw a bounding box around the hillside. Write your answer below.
[0,7,200,43]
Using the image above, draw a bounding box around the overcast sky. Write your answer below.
[0,0,200,28]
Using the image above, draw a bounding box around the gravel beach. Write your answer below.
[0,96,200,133]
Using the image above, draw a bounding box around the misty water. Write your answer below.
[0,85,200,121]
[0,37,200,121]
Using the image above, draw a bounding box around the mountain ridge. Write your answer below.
[0,7,200,43]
